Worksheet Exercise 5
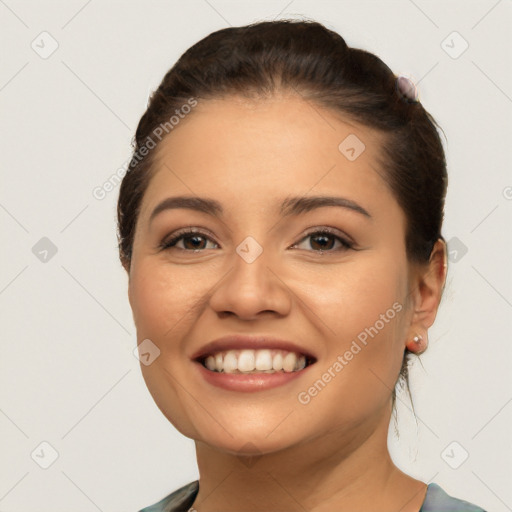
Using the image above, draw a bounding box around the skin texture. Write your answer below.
[126,92,447,512]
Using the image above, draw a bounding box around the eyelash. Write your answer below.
[159,227,354,254]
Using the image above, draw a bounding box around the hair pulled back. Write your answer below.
[117,19,448,413]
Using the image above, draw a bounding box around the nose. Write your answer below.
[208,242,292,321]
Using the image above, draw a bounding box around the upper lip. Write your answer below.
[191,335,318,362]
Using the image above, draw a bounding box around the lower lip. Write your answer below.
[193,361,314,392]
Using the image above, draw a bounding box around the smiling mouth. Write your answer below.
[196,348,317,374]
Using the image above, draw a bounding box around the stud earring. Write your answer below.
[413,334,423,344]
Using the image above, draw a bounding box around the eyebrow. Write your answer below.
[149,195,372,224]
[280,196,371,218]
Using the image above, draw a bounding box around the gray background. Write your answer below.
[1,1,511,511]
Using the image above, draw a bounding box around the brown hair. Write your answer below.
[117,19,448,415]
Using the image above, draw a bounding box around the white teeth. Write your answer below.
[272,352,283,371]
[238,350,255,372]
[223,351,238,373]
[255,349,273,370]
[201,349,310,374]
[283,352,297,372]
[205,356,216,371]
[214,352,223,372]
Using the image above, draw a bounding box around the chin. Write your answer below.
[200,434,300,458]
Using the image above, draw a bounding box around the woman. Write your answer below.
[118,19,487,512]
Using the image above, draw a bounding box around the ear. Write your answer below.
[406,239,448,352]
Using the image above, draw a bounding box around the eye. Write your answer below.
[290,228,353,253]
[159,228,218,252]
[159,227,354,253]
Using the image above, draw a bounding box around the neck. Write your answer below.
[190,404,427,512]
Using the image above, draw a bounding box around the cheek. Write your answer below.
[129,260,200,344]
[128,260,204,438]
[298,256,405,339]
[296,259,407,417]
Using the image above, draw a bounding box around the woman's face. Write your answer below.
[127,93,416,455]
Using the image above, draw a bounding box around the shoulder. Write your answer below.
[421,483,487,512]
[138,480,199,512]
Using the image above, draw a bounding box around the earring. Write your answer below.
[406,333,427,354]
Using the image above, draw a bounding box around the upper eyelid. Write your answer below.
[299,226,353,244]
[292,228,353,250]
[162,226,217,244]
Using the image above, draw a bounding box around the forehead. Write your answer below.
[140,93,395,220]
